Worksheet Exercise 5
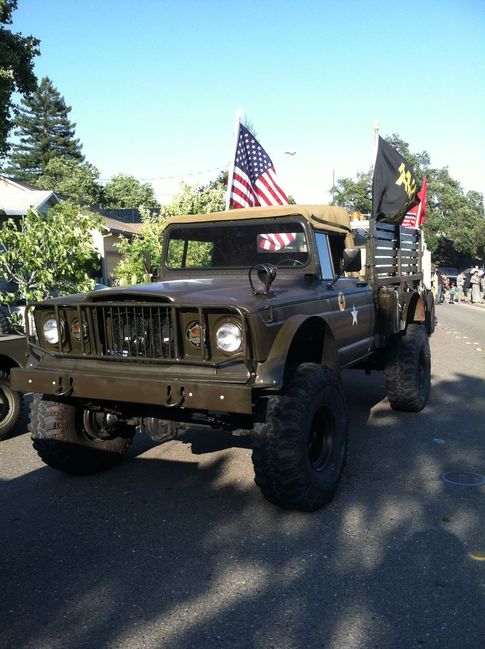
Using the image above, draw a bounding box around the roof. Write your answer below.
[163,204,352,234]
[103,216,142,235]
[89,206,144,224]
[0,189,58,216]
[0,176,59,215]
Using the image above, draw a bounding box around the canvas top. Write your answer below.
[163,204,352,235]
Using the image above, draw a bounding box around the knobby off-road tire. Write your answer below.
[30,395,132,475]
[0,370,26,440]
[385,323,431,412]
[251,363,349,512]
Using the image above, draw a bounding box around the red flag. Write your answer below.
[228,124,288,209]
[402,177,427,229]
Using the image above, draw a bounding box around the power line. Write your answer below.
[99,165,226,184]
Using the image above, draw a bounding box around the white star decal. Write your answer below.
[351,304,358,325]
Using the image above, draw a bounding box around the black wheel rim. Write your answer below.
[308,407,334,472]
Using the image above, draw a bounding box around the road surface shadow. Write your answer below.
[1,369,484,649]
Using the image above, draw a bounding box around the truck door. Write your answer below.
[315,232,374,366]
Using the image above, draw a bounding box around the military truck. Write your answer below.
[0,333,28,439]
[12,205,434,510]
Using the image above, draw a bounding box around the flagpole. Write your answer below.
[372,120,380,167]
[225,108,243,211]
[370,120,380,220]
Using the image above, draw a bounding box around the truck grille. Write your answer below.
[31,300,248,367]
[98,305,174,359]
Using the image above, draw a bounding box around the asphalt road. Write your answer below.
[1,304,484,649]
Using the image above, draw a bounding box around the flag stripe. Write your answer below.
[257,173,284,205]
[258,232,297,251]
[267,168,289,203]
[231,171,259,207]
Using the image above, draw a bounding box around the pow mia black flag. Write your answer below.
[372,136,417,223]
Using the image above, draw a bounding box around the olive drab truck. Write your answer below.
[12,205,434,511]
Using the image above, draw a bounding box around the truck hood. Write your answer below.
[44,275,316,314]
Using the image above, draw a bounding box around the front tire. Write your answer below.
[385,323,431,412]
[30,396,133,475]
[251,363,349,512]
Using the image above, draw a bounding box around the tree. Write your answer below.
[114,175,227,284]
[114,208,166,284]
[331,170,373,214]
[330,134,485,267]
[102,173,159,210]
[35,156,103,205]
[163,179,226,216]
[0,201,103,308]
[424,169,485,266]
[4,76,84,181]
[0,0,39,158]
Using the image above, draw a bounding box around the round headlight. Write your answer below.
[43,318,60,345]
[215,322,242,353]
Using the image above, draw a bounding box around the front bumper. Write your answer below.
[11,364,254,415]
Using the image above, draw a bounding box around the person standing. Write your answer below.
[463,271,472,302]
[471,270,481,303]
[437,273,445,303]
[448,282,456,304]
[442,274,449,303]
[480,273,485,302]
[457,272,465,304]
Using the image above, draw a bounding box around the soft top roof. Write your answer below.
[163,204,351,235]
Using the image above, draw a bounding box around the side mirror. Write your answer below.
[343,248,362,273]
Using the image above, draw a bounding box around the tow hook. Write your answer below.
[163,385,185,408]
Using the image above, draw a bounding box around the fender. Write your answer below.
[403,292,426,326]
[254,315,338,390]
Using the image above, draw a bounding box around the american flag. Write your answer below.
[228,124,288,209]
[258,232,296,251]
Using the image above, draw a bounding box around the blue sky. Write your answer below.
[12,0,485,203]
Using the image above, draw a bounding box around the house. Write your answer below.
[91,213,143,279]
[0,176,142,283]
[0,176,59,217]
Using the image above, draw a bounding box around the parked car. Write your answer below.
[0,332,28,439]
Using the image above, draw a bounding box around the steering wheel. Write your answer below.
[278,258,305,267]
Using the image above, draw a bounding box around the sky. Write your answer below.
[11,0,485,204]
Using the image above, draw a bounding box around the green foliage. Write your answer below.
[114,208,166,284]
[424,169,485,265]
[114,176,226,283]
[166,239,213,268]
[35,156,103,204]
[4,76,83,181]
[0,201,103,304]
[0,0,40,158]
[330,133,485,267]
[102,173,159,210]
[164,180,225,216]
[331,170,373,214]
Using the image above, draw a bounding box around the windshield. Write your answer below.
[165,221,308,270]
